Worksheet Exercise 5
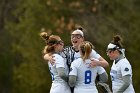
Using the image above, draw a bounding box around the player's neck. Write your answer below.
[72,47,79,52]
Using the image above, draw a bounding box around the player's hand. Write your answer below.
[49,56,55,65]
[44,54,55,65]
[89,58,99,67]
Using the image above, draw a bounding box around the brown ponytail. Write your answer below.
[40,32,50,42]
[80,41,94,61]
[40,32,61,54]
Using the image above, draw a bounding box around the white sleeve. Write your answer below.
[90,49,101,59]
[69,61,77,76]
[54,54,65,68]
[97,66,106,74]
[121,61,132,76]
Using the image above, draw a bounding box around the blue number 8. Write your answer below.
[85,70,92,84]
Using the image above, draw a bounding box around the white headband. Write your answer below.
[107,43,117,49]
[73,29,84,37]
[107,43,125,56]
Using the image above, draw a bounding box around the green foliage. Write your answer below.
[0,0,140,93]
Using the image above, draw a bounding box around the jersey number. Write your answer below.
[85,70,92,84]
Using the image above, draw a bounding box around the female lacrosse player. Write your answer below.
[42,26,109,93]
[63,26,109,69]
[106,35,135,93]
[40,32,71,93]
[69,41,108,93]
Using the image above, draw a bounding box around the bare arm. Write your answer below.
[90,57,109,68]
[98,57,109,67]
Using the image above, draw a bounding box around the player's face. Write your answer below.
[71,31,84,49]
[107,50,120,60]
[106,50,116,60]
[56,40,64,52]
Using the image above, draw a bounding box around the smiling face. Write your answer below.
[71,30,84,50]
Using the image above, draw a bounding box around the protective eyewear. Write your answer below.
[71,34,82,39]
[106,49,113,54]
[57,40,64,45]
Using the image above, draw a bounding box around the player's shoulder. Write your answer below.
[120,58,130,64]
[74,58,83,62]
[91,49,100,54]
[71,58,83,66]
[119,58,131,67]
[90,49,101,58]
[53,54,63,59]
[53,53,60,57]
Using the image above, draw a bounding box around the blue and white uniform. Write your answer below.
[48,54,71,93]
[110,58,135,93]
[69,58,106,93]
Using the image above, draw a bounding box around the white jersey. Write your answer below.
[90,49,101,59]
[73,49,101,61]
[69,58,106,93]
[110,58,135,93]
[62,46,101,68]
[48,54,71,93]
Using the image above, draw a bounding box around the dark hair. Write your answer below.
[75,25,84,31]
[111,35,123,49]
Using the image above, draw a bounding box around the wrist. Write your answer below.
[97,61,101,66]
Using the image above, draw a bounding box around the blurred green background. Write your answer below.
[0,0,140,93]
